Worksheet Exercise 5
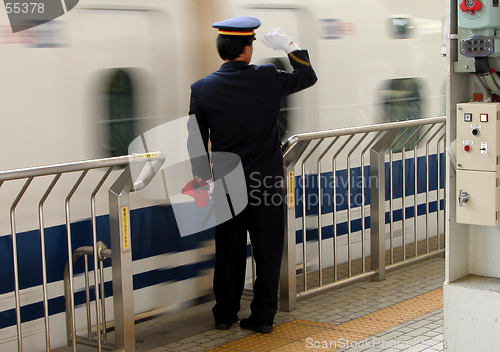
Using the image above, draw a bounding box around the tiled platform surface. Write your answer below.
[144,254,445,352]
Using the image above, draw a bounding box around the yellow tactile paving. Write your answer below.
[222,334,290,352]
[271,340,319,352]
[288,319,333,328]
[267,321,327,340]
[364,307,423,323]
[205,288,443,352]
[301,328,369,347]
[336,317,398,335]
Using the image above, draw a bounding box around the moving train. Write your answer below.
[0,0,446,350]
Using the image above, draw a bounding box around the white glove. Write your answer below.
[261,28,292,51]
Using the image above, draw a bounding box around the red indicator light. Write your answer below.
[460,0,482,15]
[464,145,472,152]
[480,113,488,122]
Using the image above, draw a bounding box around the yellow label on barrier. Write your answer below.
[121,206,130,250]
[288,171,294,208]
[136,153,160,159]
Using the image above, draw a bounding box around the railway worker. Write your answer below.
[187,16,317,333]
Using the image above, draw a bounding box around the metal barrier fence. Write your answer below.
[0,152,165,352]
[279,117,446,311]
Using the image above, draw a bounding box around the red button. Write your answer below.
[460,0,482,14]
[464,145,472,152]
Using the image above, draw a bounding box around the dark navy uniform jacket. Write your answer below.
[188,50,317,192]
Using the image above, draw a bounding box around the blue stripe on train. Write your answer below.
[0,153,444,328]
[295,153,444,218]
[0,258,215,330]
[0,204,216,330]
[296,199,445,243]
[0,205,215,294]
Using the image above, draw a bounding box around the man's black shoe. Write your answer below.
[214,316,239,330]
[239,317,273,334]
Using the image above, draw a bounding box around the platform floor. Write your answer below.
[131,255,444,352]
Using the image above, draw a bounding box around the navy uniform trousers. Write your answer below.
[188,49,317,326]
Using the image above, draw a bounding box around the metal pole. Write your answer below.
[361,132,382,273]
[316,139,338,287]
[300,139,324,290]
[84,255,92,338]
[10,177,33,352]
[370,130,399,281]
[425,125,445,253]
[90,167,113,350]
[412,125,436,257]
[332,136,354,281]
[389,128,411,263]
[108,166,136,351]
[38,174,62,352]
[65,170,88,352]
[280,140,310,312]
[400,126,423,261]
[346,133,368,278]
[437,133,446,250]
[280,164,297,312]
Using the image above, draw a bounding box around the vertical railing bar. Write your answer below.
[323,136,339,284]
[360,131,383,273]
[425,140,430,254]
[369,128,399,282]
[84,255,92,338]
[65,170,89,352]
[99,260,107,343]
[425,124,445,253]
[389,128,411,264]
[301,139,324,290]
[402,146,406,261]
[38,173,62,352]
[301,163,307,289]
[389,146,394,264]
[413,142,419,258]
[331,135,354,281]
[437,132,446,250]
[346,133,369,277]
[400,126,423,261]
[316,161,323,287]
[316,139,338,287]
[281,141,310,311]
[90,166,114,351]
[10,177,34,352]
[412,125,435,257]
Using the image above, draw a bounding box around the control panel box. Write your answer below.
[456,102,500,171]
[458,0,500,30]
[456,102,500,226]
[456,169,500,226]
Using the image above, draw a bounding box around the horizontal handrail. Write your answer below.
[3,151,165,352]
[279,116,447,312]
[283,116,446,155]
[0,152,165,181]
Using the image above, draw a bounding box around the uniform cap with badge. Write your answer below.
[212,16,261,36]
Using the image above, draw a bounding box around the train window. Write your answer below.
[380,78,422,121]
[104,69,136,157]
[379,78,423,151]
[388,18,415,39]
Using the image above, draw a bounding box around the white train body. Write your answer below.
[0,0,446,350]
